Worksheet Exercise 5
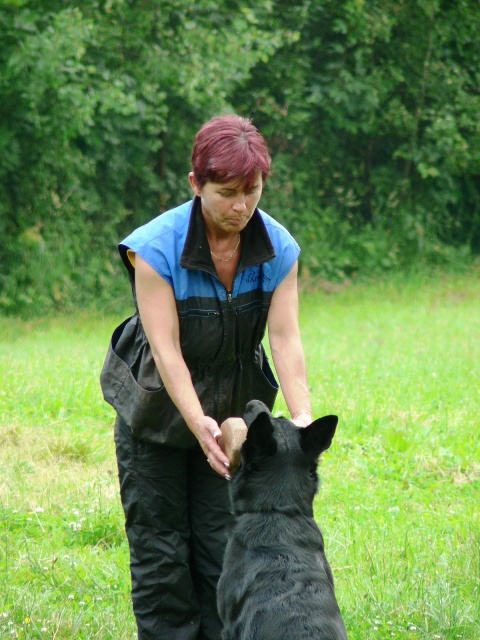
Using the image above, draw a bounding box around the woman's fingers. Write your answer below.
[195,417,231,479]
[206,437,231,480]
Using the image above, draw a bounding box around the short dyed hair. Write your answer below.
[191,115,271,190]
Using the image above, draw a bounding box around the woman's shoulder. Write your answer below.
[121,200,193,251]
[257,208,299,252]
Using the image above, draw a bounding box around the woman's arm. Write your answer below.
[134,255,231,477]
[267,262,312,426]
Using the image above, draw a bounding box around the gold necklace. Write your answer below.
[210,234,241,263]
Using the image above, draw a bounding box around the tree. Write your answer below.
[1,0,478,314]
[0,0,296,314]
[234,0,480,275]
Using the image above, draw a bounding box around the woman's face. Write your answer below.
[189,172,263,235]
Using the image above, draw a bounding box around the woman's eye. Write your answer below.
[218,185,260,197]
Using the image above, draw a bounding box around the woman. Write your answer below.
[101,115,313,640]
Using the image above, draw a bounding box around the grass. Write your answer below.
[1,270,479,639]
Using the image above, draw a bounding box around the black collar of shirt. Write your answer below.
[180,196,276,274]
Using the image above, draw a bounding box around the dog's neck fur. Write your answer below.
[230,452,318,520]
[233,504,314,518]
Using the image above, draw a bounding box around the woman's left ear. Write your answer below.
[189,172,201,196]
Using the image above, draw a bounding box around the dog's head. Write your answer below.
[230,400,338,517]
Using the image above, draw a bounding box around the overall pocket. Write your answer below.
[100,315,196,448]
[231,346,279,417]
[252,348,279,410]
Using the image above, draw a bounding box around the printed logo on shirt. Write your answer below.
[245,270,271,284]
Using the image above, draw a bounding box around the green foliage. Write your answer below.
[236,0,480,275]
[0,0,293,315]
[0,0,479,314]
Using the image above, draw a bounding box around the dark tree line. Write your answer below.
[1,0,479,315]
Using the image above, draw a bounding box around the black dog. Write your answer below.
[217,400,348,640]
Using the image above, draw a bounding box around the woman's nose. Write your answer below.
[232,195,247,212]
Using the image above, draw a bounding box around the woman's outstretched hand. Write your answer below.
[191,416,232,480]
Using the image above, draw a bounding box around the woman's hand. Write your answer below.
[190,416,232,479]
[291,410,312,427]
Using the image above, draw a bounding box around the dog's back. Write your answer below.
[217,400,348,640]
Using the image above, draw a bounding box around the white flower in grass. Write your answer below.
[35,507,44,513]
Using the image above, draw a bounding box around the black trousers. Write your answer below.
[115,417,232,640]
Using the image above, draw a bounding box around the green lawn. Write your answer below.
[1,271,479,639]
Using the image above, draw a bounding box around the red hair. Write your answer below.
[191,115,271,190]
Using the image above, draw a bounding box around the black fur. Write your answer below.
[218,400,348,640]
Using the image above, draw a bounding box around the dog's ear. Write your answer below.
[243,411,277,459]
[244,399,272,428]
[299,415,338,459]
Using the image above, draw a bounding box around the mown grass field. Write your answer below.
[1,270,479,639]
